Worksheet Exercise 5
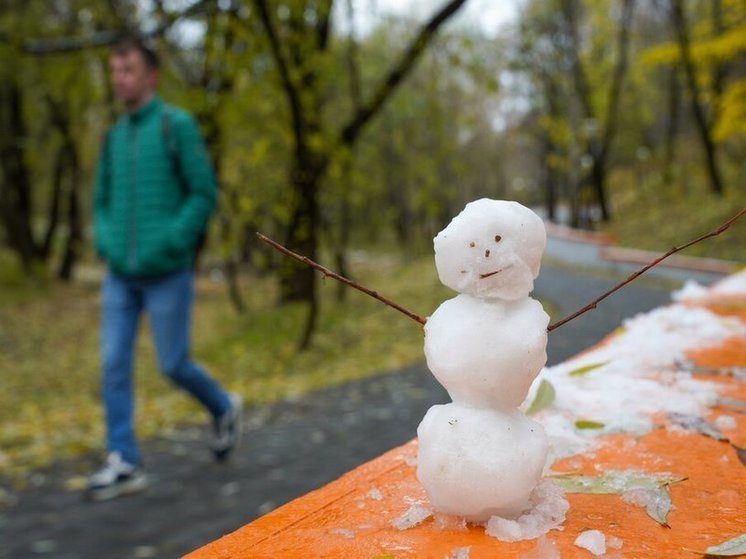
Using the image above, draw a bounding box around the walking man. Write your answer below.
[88,38,241,501]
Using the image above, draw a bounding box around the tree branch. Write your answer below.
[14,0,210,54]
[256,232,426,326]
[547,207,746,331]
[317,0,334,50]
[599,0,635,163]
[339,0,468,147]
[253,0,306,151]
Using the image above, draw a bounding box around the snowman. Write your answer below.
[417,198,550,522]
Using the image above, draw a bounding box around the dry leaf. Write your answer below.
[527,379,556,415]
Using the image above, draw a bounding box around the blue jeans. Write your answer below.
[100,269,230,465]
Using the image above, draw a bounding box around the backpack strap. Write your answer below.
[102,127,113,191]
[161,107,188,196]
[161,106,209,263]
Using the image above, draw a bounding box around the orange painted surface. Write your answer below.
[187,296,746,559]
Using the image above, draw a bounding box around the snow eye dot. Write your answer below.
[469,241,476,247]
[495,235,502,242]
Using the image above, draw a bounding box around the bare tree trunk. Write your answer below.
[670,0,724,195]
[662,65,681,186]
[334,0,363,303]
[57,154,82,281]
[561,0,635,223]
[334,155,354,302]
[46,95,82,281]
[539,72,562,222]
[192,4,247,313]
[0,80,42,272]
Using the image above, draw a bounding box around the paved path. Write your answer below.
[2,246,721,559]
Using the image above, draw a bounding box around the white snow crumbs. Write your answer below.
[673,270,746,301]
[574,529,607,556]
[523,298,745,460]
[517,537,561,559]
[391,504,432,530]
[367,487,383,501]
[445,546,471,559]
[715,414,737,430]
[484,481,569,542]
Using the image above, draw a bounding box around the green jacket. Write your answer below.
[93,95,216,278]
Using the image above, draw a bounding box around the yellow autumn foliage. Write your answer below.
[714,79,746,142]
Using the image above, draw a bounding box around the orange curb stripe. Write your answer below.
[187,295,746,559]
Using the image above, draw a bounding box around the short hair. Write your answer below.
[112,37,160,70]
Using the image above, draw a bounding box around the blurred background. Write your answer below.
[0,0,744,546]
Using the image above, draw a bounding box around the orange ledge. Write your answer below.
[187,296,746,559]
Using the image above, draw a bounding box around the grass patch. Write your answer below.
[600,170,745,262]
[0,250,459,481]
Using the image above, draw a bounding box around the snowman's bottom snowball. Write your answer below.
[416,403,549,522]
[484,481,569,542]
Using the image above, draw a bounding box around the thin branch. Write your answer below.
[339,0,468,147]
[256,232,426,326]
[548,207,745,332]
[260,207,743,334]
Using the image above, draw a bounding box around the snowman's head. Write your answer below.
[433,199,546,300]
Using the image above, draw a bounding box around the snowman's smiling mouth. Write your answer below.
[479,264,513,279]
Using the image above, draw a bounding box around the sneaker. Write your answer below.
[211,392,243,461]
[85,452,148,501]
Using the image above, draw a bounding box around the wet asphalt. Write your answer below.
[2,242,723,559]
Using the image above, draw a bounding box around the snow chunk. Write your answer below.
[711,269,746,296]
[329,528,355,539]
[433,199,546,300]
[608,535,624,550]
[517,537,560,559]
[433,513,468,532]
[672,270,746,301]
[574,529,606,556]
[715,414,737,430]
[484,481,568,542]
[367,488,383,501]
[672,280,709,302]
[445,546,471,559]
[390,505,432,530]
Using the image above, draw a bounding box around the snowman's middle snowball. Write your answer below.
[424,294,549,408]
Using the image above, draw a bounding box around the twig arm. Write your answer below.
[547,207,745,332]
[256,233,427,326]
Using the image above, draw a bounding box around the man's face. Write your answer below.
[109,49,158,109]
